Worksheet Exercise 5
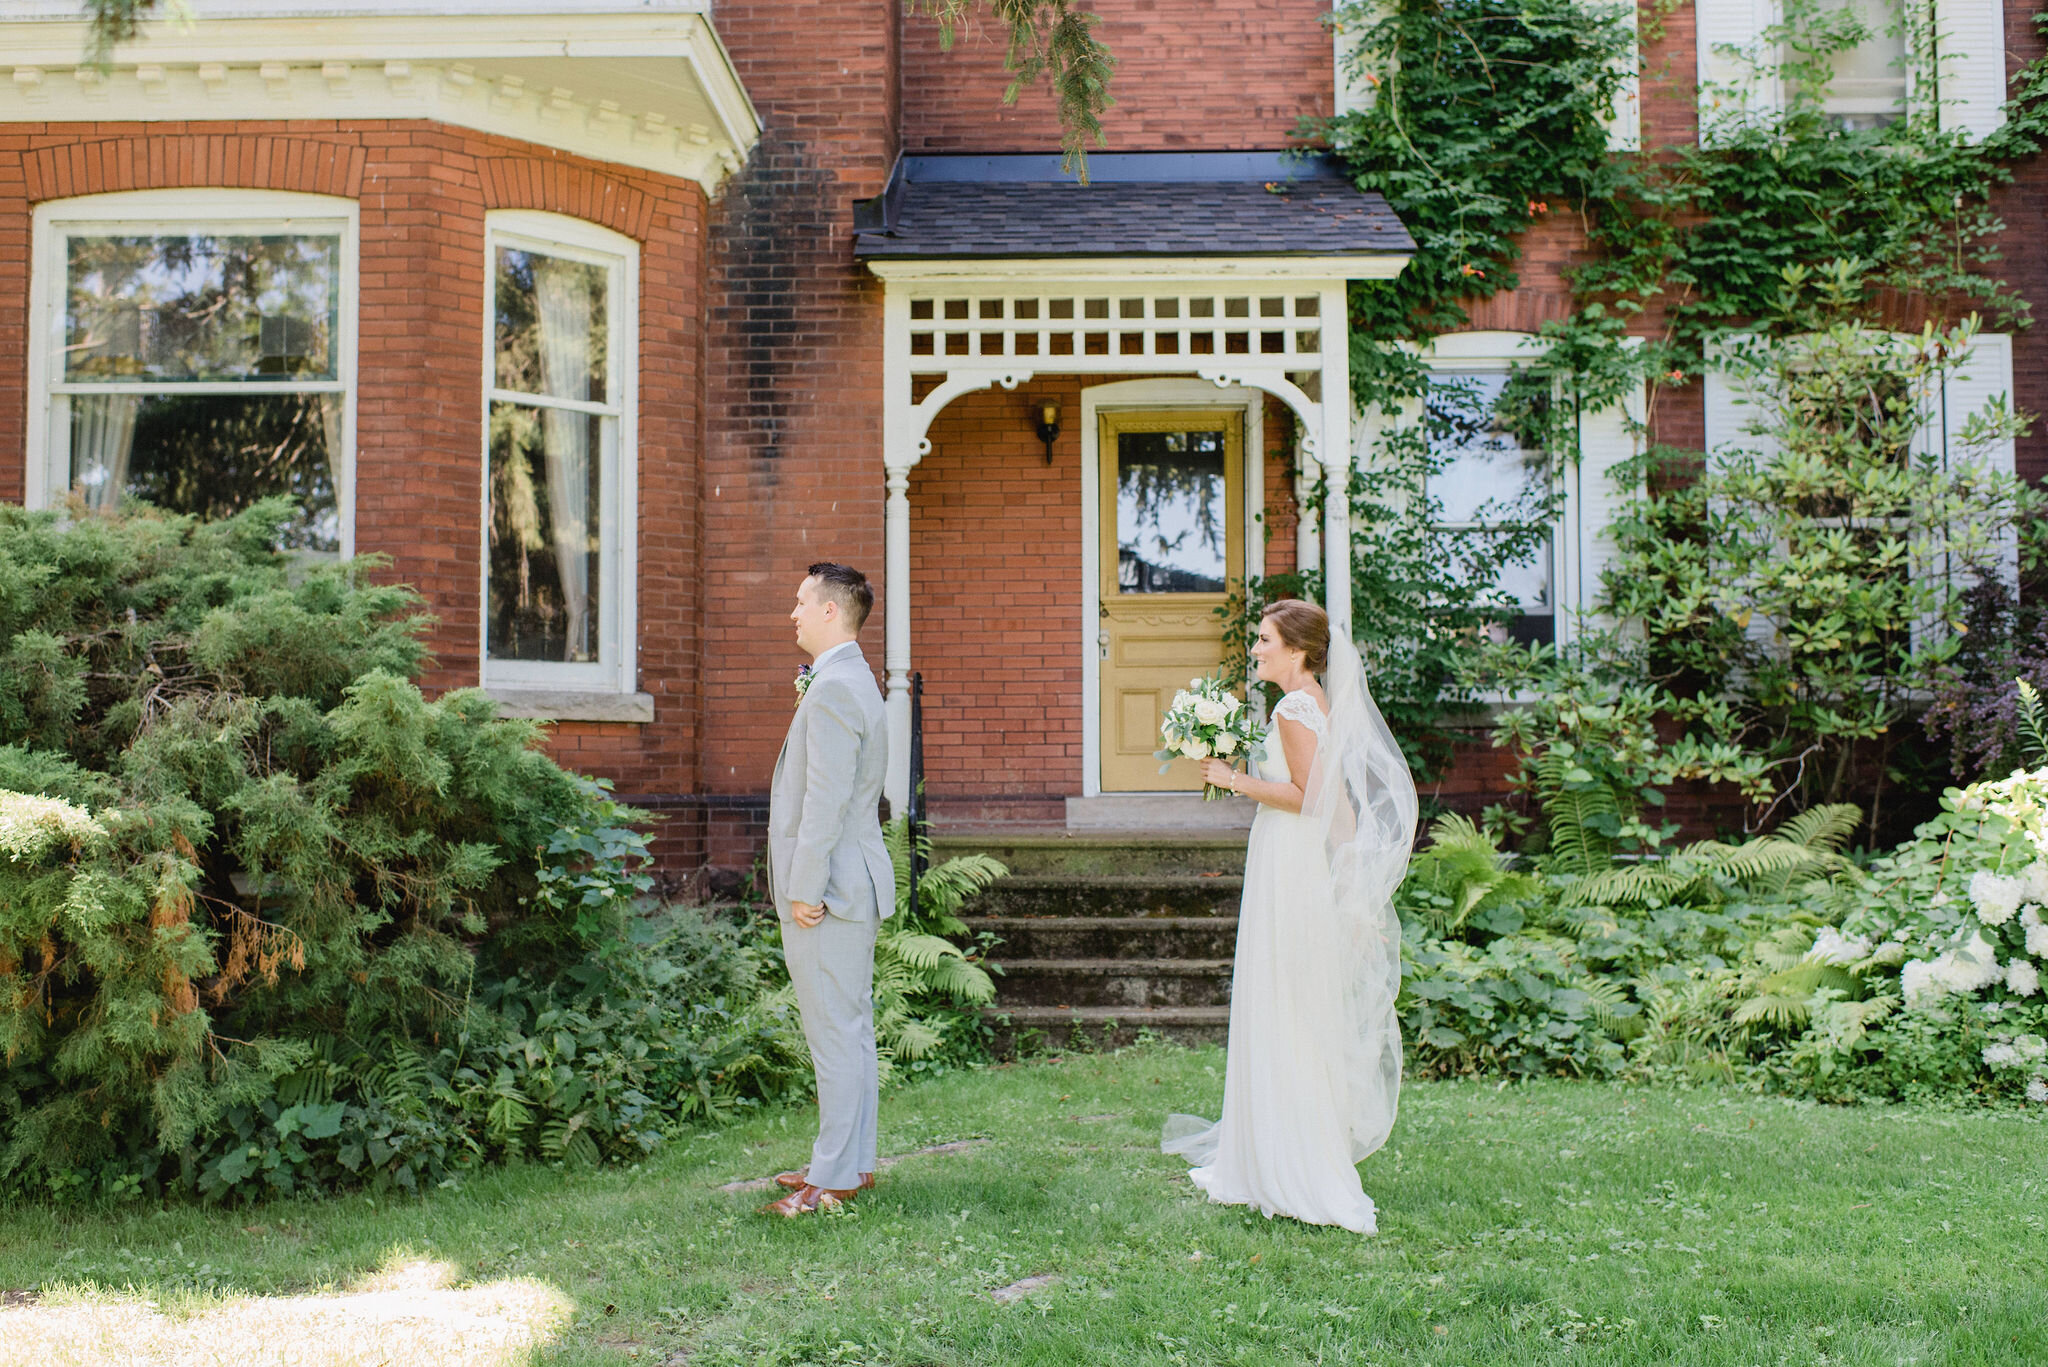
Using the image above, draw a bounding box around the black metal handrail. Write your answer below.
[906,670,927,915]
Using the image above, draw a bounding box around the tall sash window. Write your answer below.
[482,212,637,698]
[29,190,357,554]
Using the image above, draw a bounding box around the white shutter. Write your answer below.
[1696,0,1782,141]
[1565,368,1646,639]
[1604,0,1642,152]
[1942,331,2019,588]
[1333,3,1379,118]
[1934,0,2008,141]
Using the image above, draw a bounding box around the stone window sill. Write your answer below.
[484,688,655,724]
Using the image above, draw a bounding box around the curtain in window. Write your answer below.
[71,393,140,510]
[317,391,348,537]
[534,258,594,662]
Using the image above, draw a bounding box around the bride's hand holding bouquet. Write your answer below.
[1155,674,1262,800]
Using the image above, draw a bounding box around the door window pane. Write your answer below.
[1116,429,1228,593]
[64,233,340,381]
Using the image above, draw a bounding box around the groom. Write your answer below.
[761,562,897,1218]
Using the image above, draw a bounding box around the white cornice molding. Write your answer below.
[0,10,760,194]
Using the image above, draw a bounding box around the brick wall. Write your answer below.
[0,119,711,861]
[1998,7,2048,491]
[698,1,900,870]
[900,0,1334,152]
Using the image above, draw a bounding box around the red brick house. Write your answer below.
[1,0,2040,882]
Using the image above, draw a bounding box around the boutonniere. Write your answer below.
[793,664,814,709]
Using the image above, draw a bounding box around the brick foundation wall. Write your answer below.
[900,0,1334,152]
[0,119,711,861]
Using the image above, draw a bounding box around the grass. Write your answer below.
[2,1045,2045,1365]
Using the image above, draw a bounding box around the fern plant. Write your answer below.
[872,819,1003,1067]
[1400,813,1543,936]
[2017,679,2048,769]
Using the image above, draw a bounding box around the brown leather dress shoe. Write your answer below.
[760,1183,861,1217]
[774,1168,875,1192]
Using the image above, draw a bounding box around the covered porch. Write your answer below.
[856,152,1413,825]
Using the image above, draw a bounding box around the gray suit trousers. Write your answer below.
[781,906,880,1189]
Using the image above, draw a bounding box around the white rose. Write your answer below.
[1222,693,1241,714]
[1193,699,1228,727]
[1190,677,1204,689]
[1172,690,1194,711]
[2009,958,2041,997]
[1215,732,1237,756]
[1181,739,1211,760]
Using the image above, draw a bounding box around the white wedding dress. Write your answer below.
[1163,645,1417,1234]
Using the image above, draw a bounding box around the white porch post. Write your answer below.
[881,288,915,814]
[1295,439,1321,582]
[1319,283,1354,641]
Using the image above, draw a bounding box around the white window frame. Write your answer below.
[25,188,360,556]
[479,209,640,704]
[1698,0,2006,141]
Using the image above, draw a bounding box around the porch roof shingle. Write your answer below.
[852,151,1413,262]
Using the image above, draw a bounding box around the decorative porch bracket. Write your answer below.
[871,266,1358,812]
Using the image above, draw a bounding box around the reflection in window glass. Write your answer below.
[65,234,340,381]
[68,392,343,553]
[1116,429,1227,593]
[54,225,347,552]
[1785,0,1908,130]
[1427,372,1555,645]
[487,243,614,668]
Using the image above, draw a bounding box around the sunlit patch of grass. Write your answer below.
[1,1047,2044,1364]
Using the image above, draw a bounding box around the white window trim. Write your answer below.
[26,188,360,556]
[479,208,640,705]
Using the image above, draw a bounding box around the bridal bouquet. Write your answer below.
[1155,675,1263,800]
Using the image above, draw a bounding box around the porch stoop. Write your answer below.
[933,830,1246,1050]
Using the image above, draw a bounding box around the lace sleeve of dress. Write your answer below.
[1272,690,1328,735]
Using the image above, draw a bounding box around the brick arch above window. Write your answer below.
[476,159,657,242]
[21,135,367,205]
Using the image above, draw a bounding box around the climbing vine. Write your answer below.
[1242,0,2048,816]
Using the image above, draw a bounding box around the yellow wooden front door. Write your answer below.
[1098,408,1244,792]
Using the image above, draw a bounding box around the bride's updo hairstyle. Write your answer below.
[1261,599,1330,674]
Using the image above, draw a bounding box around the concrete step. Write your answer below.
[989,1004,1230,1050]
[962,873,1243,918]
[932,832,1247,878]
[997,957,1233,1009]
[967,915,1239,960]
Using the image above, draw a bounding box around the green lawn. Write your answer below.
[3,1046,2045,1365]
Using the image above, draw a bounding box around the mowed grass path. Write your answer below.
[2,1047,2044,1365]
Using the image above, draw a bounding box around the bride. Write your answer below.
[1163,600,1417,1233]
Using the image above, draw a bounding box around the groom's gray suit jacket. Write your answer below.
[768,642,897,922]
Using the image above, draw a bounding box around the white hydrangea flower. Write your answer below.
[1937,932,2004,994]
[2026,909,2048,958]
[1900,958,1941,1010]
[1807,927,1872,966]
[2008,958,2041,998]
[1970,871,2027,926]
[1214,731,1238,756]
[2017,1034,2048,1062]
[2026,860,2048,906]
[2029,1078,2048,1104]
[1984,1043,2021,1068]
